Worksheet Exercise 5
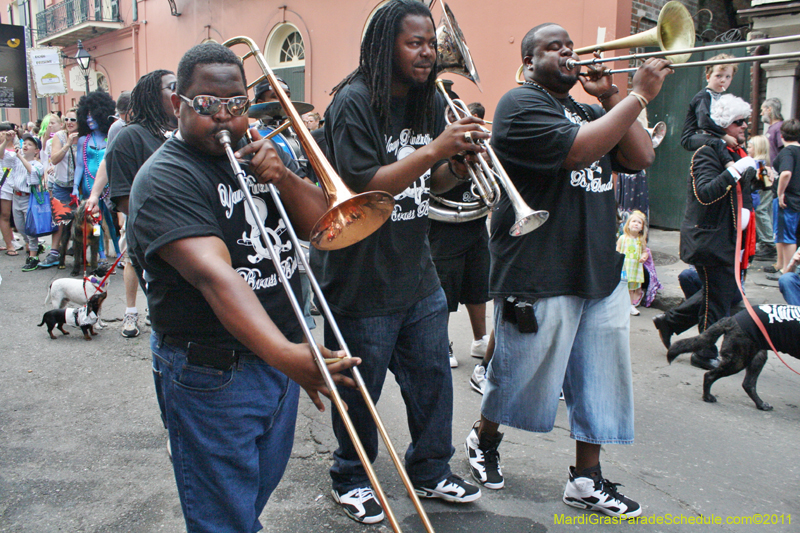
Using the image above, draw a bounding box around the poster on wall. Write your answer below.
[0,24,31,109]
[29,47,67,96]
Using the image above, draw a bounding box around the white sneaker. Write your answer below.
[470,334,489,358]
[449,342,458,368]
[331,486,385,524]
[563,466,641,519]
[121,312,140,338]
[630,306,640,316]
[470,364,486,395]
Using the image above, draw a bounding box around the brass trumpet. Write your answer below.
[222,37,435,533]
[432,2,549,235]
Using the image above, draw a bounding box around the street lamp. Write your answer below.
[75,40,91,95]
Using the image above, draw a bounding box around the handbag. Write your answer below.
[25,185,57,237]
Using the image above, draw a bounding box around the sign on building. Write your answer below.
[29,47,68,96]
[0,24,31,109]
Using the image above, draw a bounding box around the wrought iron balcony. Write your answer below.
[36,0,123,47]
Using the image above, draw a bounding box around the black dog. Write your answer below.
[667,305,800,411]
[38,292,108,341]
[58,201,100,277]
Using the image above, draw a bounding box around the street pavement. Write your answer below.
[1,228,798,532]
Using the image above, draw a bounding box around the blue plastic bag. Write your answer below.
[25,186,57,237]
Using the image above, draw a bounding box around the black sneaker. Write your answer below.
[465,421,504,489]
[415,474,481,502]
[563,465,641,519]
[36,243,46,255]
[22,256,39,272]
[331,486,385,524]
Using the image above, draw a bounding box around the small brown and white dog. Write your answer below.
[38,292,107,341]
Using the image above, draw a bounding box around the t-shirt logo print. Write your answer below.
[563,108,612,194]
[389,139,430,222]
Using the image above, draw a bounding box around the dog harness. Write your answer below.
[735,305,800,358]
[65,306,98,328]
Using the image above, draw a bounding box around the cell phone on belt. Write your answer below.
[186,342,237,371]
[503,296,538,333]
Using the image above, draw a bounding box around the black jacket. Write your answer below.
[680,145,753,267]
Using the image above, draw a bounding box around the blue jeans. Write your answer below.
[151,334,300,533]
[327,289,454,491]
[779,272,800,306]
[483,281,634,444]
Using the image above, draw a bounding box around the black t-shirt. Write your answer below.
[735,305,800,357]
[309,76,446,317]
[429,181,487,259]
[773,144,800,212]
[489,84,625,300]
[127,136,303,350]
[106,123,165,203]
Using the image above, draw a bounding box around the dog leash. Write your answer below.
[79,207,125,301]
[734,183,800,376]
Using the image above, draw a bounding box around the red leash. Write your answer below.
[734,183,800,376]
[79,207,124,300]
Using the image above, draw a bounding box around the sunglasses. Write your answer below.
[64,117,77,122]
[732,118,748,127]
[163,81,177,92]
[180,94,250,117]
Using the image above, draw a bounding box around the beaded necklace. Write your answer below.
[83,132,109,199]
[523,80,590,123]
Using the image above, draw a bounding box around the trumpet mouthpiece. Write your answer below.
[566,59,577,70]
[215,130,232,146]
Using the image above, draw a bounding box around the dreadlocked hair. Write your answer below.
[129,69,175,139]
[76,90,117,137]
[331,0,437,133]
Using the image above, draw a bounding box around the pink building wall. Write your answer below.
[42,0,633,122]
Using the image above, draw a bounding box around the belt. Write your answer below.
[14,191,30,196]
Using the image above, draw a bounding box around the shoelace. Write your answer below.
[597,477,625,501]
[351,487,376,502]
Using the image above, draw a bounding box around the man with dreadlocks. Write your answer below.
[86,70,178,339]
[309,0,485,524]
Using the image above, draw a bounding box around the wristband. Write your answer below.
[597,84,619,103]
[629,91,649,110]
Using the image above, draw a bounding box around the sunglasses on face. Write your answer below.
[732,119,748,127]
[163,81,177,92]
[180,94,250,117]
[64,117,77,122]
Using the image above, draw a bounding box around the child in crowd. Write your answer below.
[0,131,44,271]
[617,210,649,315]
[680,55,739,152]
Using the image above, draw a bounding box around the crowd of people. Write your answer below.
[3,1,798,530]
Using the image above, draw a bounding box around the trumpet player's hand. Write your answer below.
[579,52,613,97]
[289,343,361,413]
[437,116,488,159]
[234,127,290,186]
[631,57,673,103]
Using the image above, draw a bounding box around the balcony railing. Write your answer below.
[36,0,121,43]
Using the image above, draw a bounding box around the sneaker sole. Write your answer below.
[563,495,642,519]
[469,378,484,395]
[330,490,385,524]
[414,486,481,503]
[121,331,140,338]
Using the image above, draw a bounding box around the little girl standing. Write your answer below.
[617,210,649,316]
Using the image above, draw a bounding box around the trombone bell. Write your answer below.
[436,3,481,90]
[647,121,667,149]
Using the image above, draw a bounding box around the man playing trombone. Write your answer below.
[310,0,485,524]
[464,23,671,520]
[127,43,360,533]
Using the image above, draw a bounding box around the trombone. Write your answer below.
[221,37,435,533]
[515,0,800,81]
[433,2,549,236]
[223,37,394,251]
